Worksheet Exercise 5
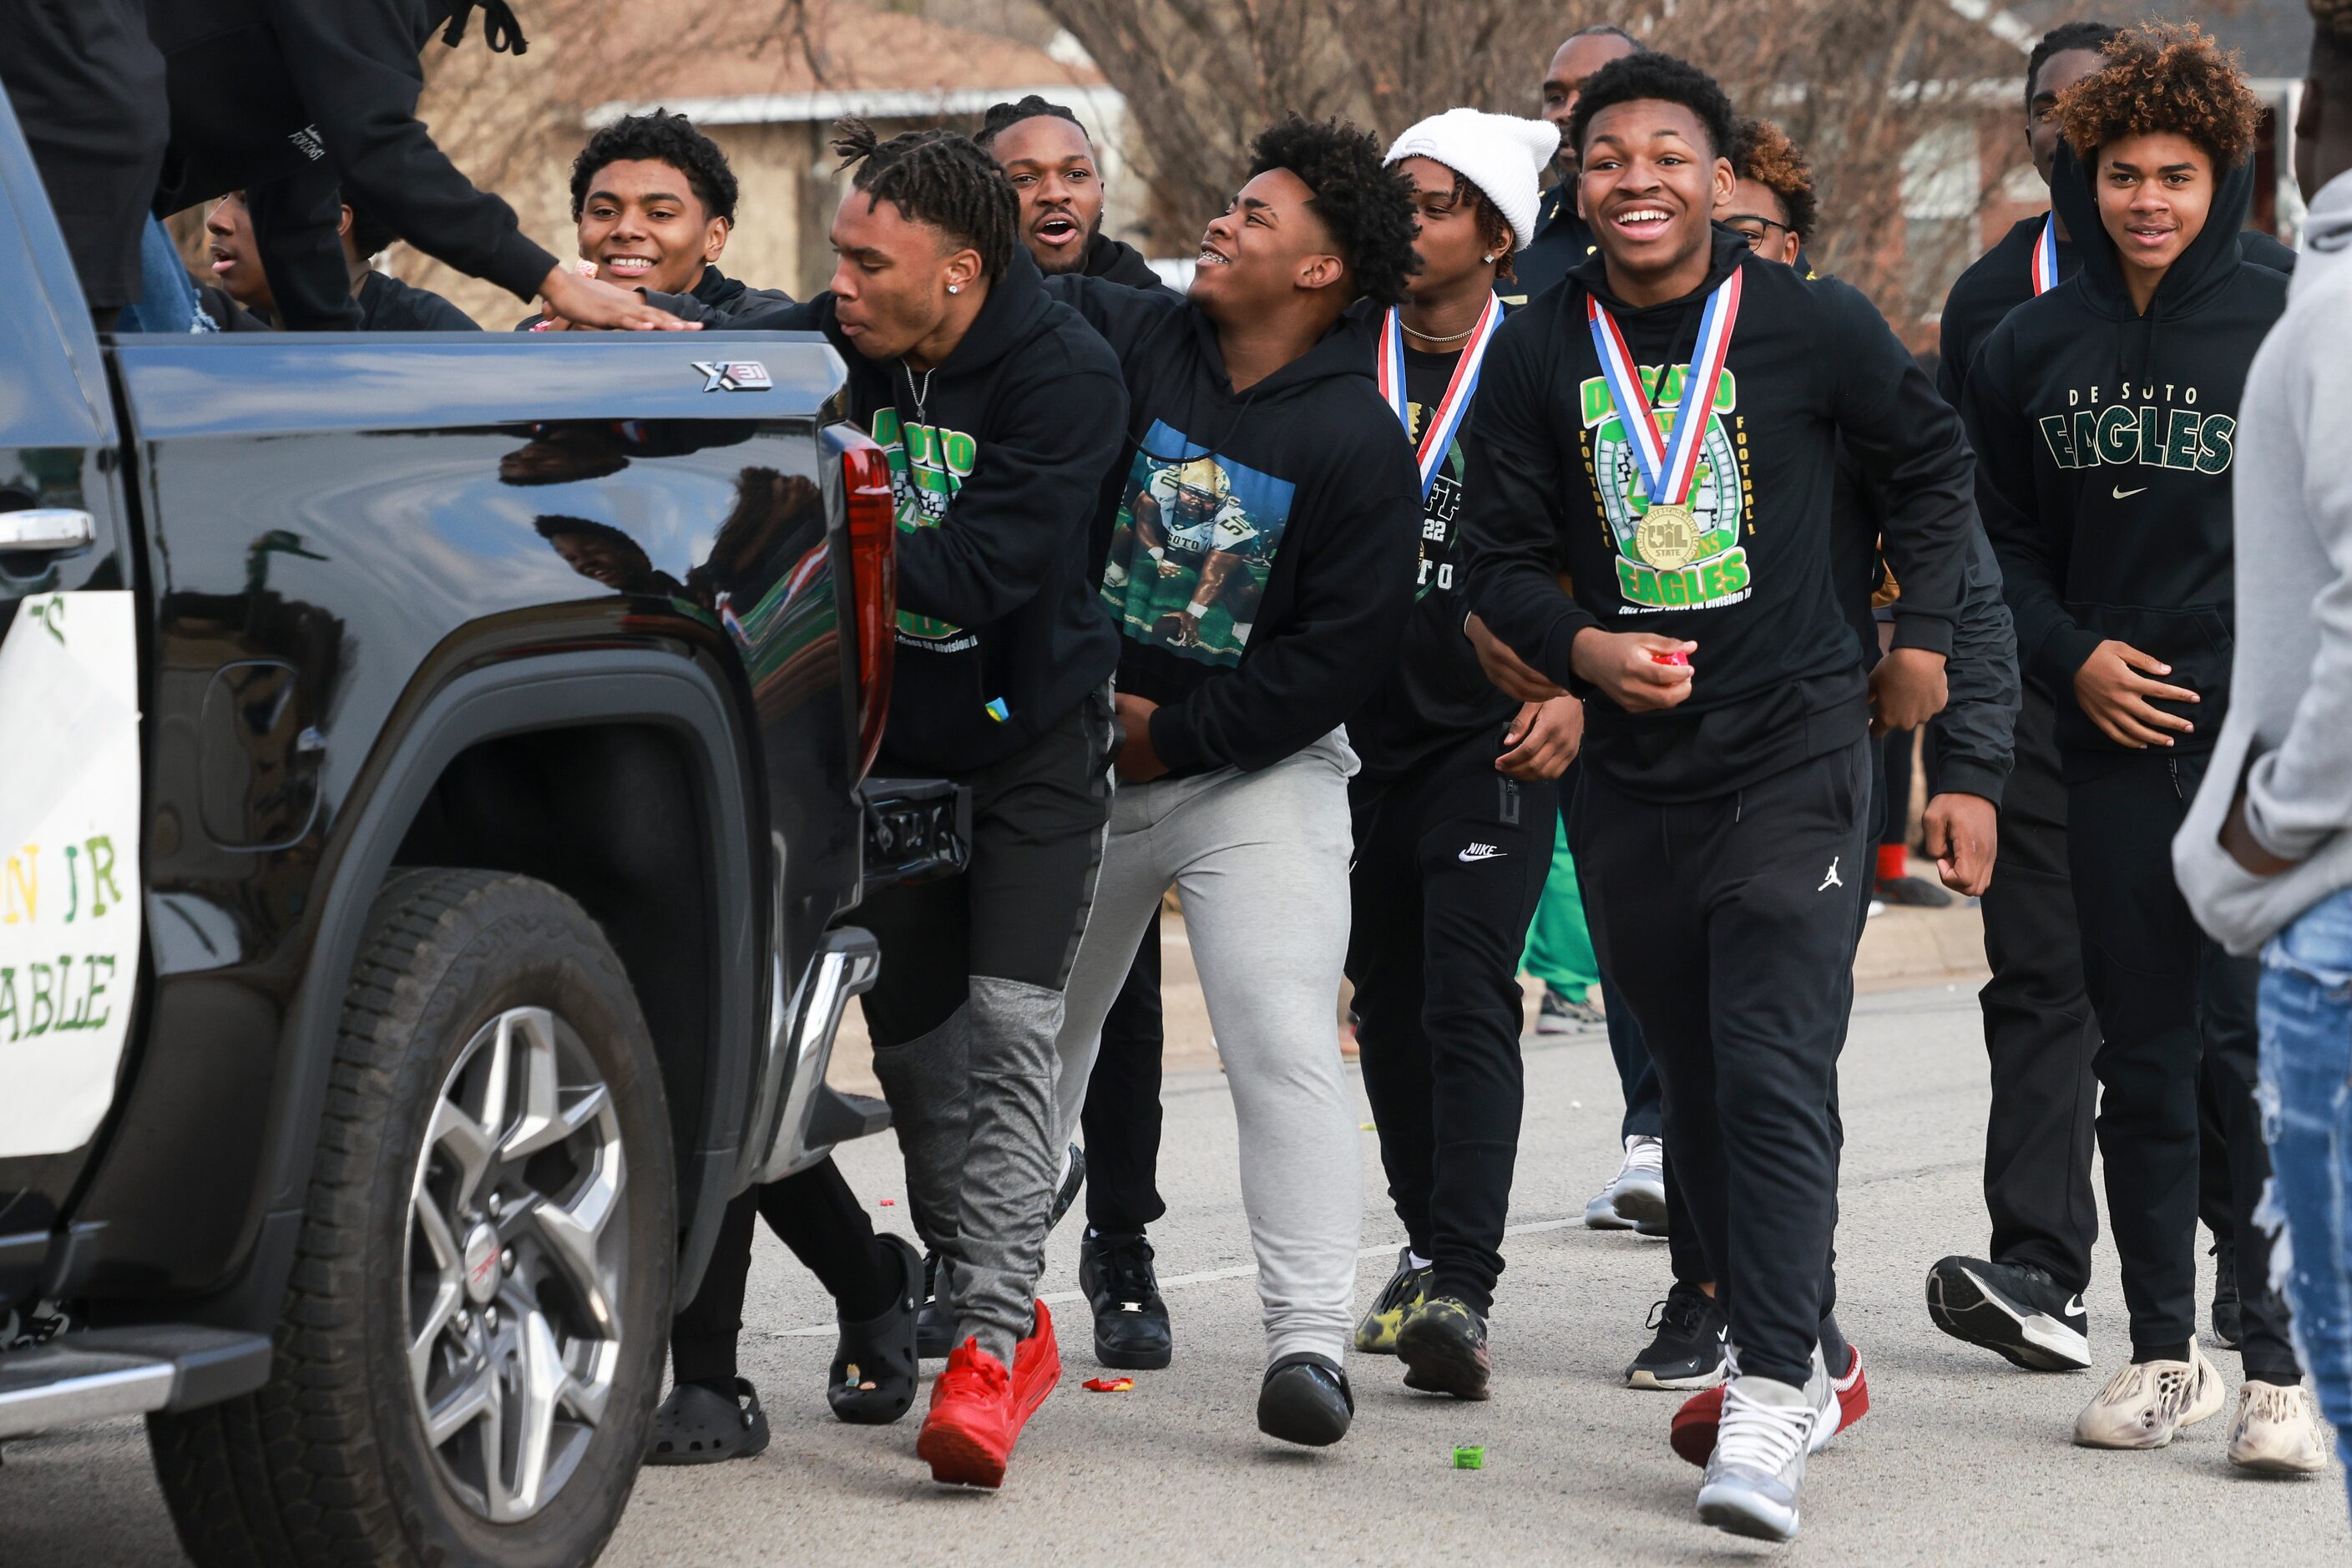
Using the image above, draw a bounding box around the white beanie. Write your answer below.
[1383,109,1561,255]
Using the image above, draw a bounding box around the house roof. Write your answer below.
[581,2,1110,128]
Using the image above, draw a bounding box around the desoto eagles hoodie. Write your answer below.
[1965,144,2288,764]
[1464,225,1976,801]
[1044,275,1422,776]
[644,247,1129,776]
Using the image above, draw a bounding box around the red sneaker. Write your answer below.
[1670,1346,1867,1467]
[1009,1299,1063,1434]
[918,1339,1014,1488]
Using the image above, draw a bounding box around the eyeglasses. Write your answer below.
[1725,215,1792,250]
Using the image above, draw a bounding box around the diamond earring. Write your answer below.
[948,283,961,295]
[1482,253,1495,263]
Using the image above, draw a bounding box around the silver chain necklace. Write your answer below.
[905,362,938,425]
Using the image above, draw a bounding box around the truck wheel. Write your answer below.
[149,868,675,1568]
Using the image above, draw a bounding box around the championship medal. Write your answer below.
[1586,270,1743,568]
[1378,293,1505,502]
[2031,213,2060,296]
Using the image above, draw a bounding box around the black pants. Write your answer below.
[1559,778,1663,1141]
[1348,731,1555,1316]
[1577,738,1872,1387]
[1082,912,1167,1233]
[2066,749,2296,1379]
[670,1159,891,1387]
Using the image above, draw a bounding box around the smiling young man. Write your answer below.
[641,122,1130,1489]
[1463,53,1972,1541]
[976,95,1163,286]
[524,110,790,328]
[1040,115,1424,1447]
[1964,23,2316,1468]
[1513,23,1644,301]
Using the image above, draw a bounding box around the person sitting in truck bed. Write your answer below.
[196,189,476,331]
[522,109,790,330]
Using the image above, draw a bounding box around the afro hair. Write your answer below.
[1729,117,1818,241]
[2056,21,2263,169]
[570,109,740,225]
[1247,114,1421,308]
[1567,51,1737,163]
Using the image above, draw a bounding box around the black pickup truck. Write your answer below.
[0,99,960,1564]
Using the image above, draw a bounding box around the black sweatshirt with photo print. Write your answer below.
[1962,145,2286,762]
[1044,275,1423,777]
[643,248,1129,775]
[1462,225,1975,802]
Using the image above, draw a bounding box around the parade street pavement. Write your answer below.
[6,965,2348,1561]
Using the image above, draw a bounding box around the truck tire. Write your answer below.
[149,868,676,1568]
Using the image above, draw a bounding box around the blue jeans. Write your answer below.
[117,217,202,333]
[2258,886,2352,1519]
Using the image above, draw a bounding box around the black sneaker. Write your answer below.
[1397,1295,1491,1400]
[1049,1142,1086,1231]
[1925,1255,2091,1371]
[915,1251,953,1359]
[2211,1237,2243,1348]
[1353,1247,1432,1355]
[1257,1352,1353,1445]
[1626,1282,1728,1390]
[1080,1229,1172,1370]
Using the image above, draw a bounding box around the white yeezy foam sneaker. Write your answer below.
[1585,1135,1667,1232]
[2227,1381,2331,1474]
[2073,1345,2225,1449]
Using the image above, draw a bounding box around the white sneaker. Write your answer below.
[1584,1135,1667,1232]
[2073,1346,2225,1449]
[1697,1357,1831,1543]
[2227,1380,2331,1474]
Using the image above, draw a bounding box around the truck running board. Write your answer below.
[0,1324,272,1437]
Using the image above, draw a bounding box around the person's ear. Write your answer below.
[943,246,984,296]
[1712,156,1737,212]
[337,205,354,240]
[1778,231,1803,266]
[1297,250,1347,291]
[706,215,731,264]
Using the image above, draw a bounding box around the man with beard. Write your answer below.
[979,95,1163,286]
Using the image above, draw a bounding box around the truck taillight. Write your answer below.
[843,446,895,778]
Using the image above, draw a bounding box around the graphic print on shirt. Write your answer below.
[1577,365,1750,612]
[1407,394,1467,603]
[871,405,975,649]
[2032,382,2237,475]
[1101,420,1297,666]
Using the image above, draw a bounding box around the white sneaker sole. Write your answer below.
[1697,1483,1798,1542]
[1926,1262,2092,1372]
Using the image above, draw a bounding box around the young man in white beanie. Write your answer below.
[1343,108,1583,1399]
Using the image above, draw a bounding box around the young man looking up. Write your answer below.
[1343,109,1579,1400]
[645,124,1130,1490]
[2177,0,2352,1506]
[1514,23,1643,301]
[978,95,1163,286]
[1965,23,2319,1468]
[1044,116,1424,1446]
[527,110,790,328]
[1464,53,1971,1541]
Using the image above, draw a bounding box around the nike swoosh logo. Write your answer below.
[1457,847,1505,862]
[2064,1295,2085,1316]
[2112,485,2148,499]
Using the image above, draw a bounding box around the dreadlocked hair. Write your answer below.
[2056,21,2263,169]
[1729,117,1818,241]
[832,119,1019,281]
[975,94,1090,149]
[2027,21,2118,112]
[1247,114,1421,307]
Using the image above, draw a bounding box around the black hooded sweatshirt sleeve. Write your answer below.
[1464,230,1975,799]
[650,251,1127,772]
[1965,144,2286,759]
[1044,274,1421,775]
[145,0,556,329]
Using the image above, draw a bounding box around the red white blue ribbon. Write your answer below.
[1585,269,1743,510]
[1377,292,1504,503]
[2031,213,2061,296]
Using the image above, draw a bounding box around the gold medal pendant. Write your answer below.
[1636,503,1700,572]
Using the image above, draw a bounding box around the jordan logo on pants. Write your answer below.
[1817,856,1843,893]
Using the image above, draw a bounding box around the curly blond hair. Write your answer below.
[1729,116,1818,240]
[2056,21,2263,169]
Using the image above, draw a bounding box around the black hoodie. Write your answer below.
[358,270,477,331]
[1464,226,1976,801]
[645,248,1129,776]
[1938,212,2294,407]
[511,263,789,330]
[144,0,556,330]
[1506,183,1597,306]
[1044,275,1422,776]
[1964,144,2287,763]
[1080,234,1169,291]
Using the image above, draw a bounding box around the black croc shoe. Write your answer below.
[916,1250,954,1359]
[647,1378,770,1465]
[1257,1352,1354,1446]
[829,1235,923,1424]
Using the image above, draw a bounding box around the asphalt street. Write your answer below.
[5,980,2346,1565]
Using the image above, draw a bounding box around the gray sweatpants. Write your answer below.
[1053,731,1363,1366]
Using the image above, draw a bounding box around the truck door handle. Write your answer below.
[0,509,97,551]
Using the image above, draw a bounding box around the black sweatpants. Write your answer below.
[1346,731,1556,1316]
[1081,913,1168,1234]
[2066,748,2295,1379]
[671,1159,893,1387]
[1576,737,1872,1388]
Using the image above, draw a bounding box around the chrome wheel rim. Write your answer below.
[404,1005,627,1523]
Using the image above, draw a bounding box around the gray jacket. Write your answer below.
[2175,170,2352,954]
